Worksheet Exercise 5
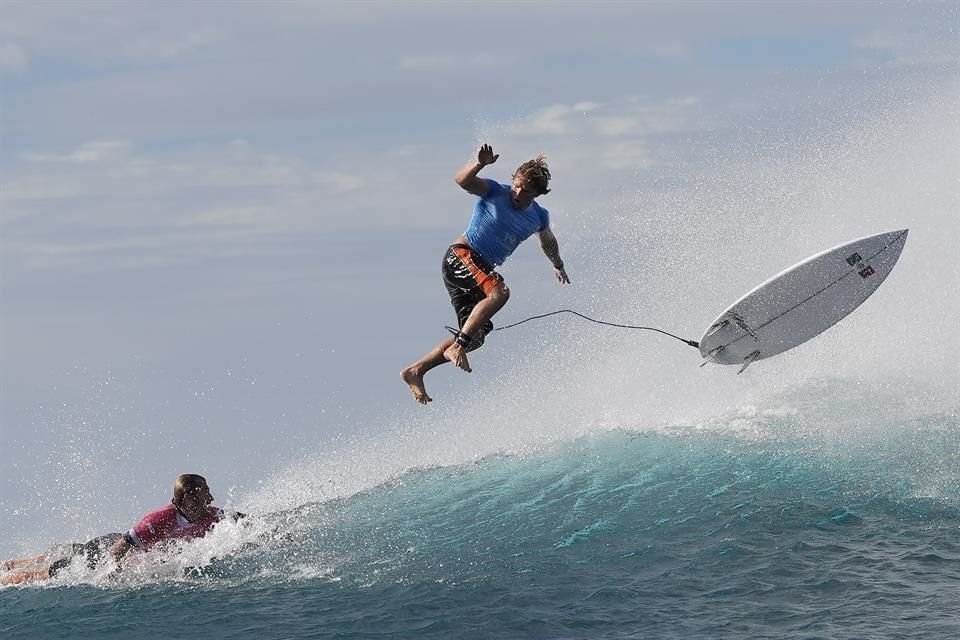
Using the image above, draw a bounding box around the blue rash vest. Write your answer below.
[463,179,550,267]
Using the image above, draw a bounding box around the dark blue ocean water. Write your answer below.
[2,387,958,639]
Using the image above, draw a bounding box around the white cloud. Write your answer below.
[314,171,364,193]
[503,97,703,141]
[505,102,604,136]
[592,97,701,137]
[852,29,960,67]
[12,139,363,197]
[25,140,132,164]
[398,52,498,72]
[647,40,692,62]
[3,139,368,242]
[121,27,225,64]
[0,42,27,72]
[187,204,274,226]
[482,97,710,182]
[597,141,656,171]
[0,175,79,203]
[16,235,196,272]
[591,116,641,137]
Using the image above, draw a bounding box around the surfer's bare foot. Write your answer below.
[443,342,472,372]
[401,367,432,404]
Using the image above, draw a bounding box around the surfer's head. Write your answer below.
[511,155,550,209]
[172,473,214,514]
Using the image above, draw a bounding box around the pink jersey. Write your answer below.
[127,504,223,551]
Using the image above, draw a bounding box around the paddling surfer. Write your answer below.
[401,144,570,404]
[0,474,243,585]
[110,473,241,562]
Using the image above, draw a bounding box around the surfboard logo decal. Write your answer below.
[858,265,875,279]
[846,252,863,266]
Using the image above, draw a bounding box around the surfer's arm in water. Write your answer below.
[455,144,498,197]
[537,227,570,284]
[109,535,134,564]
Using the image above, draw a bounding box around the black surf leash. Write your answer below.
[491,309,700,349]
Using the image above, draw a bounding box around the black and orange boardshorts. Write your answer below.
[442,244,501,350]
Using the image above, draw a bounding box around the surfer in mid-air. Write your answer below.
[401,144,570,404]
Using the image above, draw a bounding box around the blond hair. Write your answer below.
[513,154,551,195]
[172,474,207,506]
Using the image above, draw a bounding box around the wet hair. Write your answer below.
[513,154,551,195]
[172,474,208,506]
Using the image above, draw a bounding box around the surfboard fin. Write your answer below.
[699,346,724,367]
[704,319,729,338]
[737,350,761,374]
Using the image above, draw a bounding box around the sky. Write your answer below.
[1,1,958,555]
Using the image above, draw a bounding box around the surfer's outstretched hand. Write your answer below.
[477,144,499,167]
[555,265,570,284]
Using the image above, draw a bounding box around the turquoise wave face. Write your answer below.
[286,410,958,586]
[3,404,958,640]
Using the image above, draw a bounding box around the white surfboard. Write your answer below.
[699,229,908,371]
